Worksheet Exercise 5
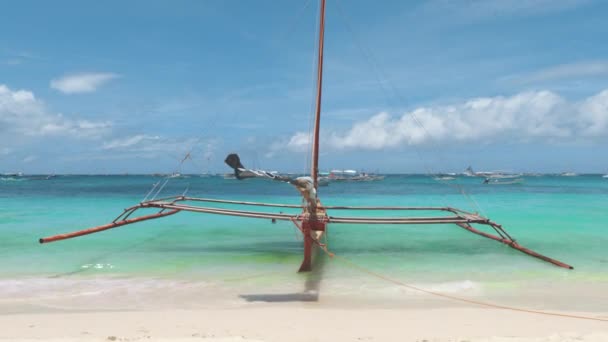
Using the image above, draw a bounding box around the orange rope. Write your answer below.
[322,251,607,322]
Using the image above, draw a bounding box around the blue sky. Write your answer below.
[1,0,608,174]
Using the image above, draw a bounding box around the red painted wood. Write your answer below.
[311,0,326,189]
[455,223,573,269]
[39,209,180,244]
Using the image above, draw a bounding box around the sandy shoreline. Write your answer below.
[1,305,607,342]
[1,273,607,341]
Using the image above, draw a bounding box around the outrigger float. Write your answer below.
[39,0,573,272]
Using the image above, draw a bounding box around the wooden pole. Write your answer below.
[299,220,313,272]
[311,0,326,189]
[39,209,180,244]
[455,222,573,269]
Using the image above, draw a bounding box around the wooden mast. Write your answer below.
[311,0,326,189]
[297,0,328,273]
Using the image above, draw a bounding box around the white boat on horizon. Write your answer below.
[483,177,524,185]
[433,174,456,181]
[2,172,23,177]
[326,169,384,182]
[464,166,521,179]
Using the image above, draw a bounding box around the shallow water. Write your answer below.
[1,175,607,310]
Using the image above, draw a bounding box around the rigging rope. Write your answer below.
[141,181,160,202]
[318,247,607,323]
[150,178,170,201]
[334,0,486,215]
[275,0,314,48]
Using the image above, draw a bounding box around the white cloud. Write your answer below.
[422,0,592,21]
[3,59,23,66]
[508,60,608,84]
[102,135,199,156]
[286,132,311,152]
[201,140,218,160]
[277,89,608,153]
[50,72,120,94]
[265,132,311,158]
[579,89,608,136]
[102,134,158,150]
[0,84,111,138]
[330,90,573,149]
[0,147,12,155]
[22,155,37,163]
[468,0,590,16]
[2,51,35,66]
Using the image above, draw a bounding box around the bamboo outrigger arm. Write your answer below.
[39,209,179,244]
[39,195,573,270]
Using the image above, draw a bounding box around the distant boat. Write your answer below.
[560,172,577,177]
[328,169,357,180]
[355,174,385,181]
[28,174,56,181]
[464,166,520,179]
[326,170,384,182]
[434,176,456,181]
[602,174,608,178]
[483,178,524,185]
[2,172,23,177]
[433,173,456,181]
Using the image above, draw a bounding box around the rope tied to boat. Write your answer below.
[315,246,607,323]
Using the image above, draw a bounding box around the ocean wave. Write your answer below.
[0,277,212,302]
[423,279,479,293]
[324,279,482,297]
[81,263,115,269]
[0,277,229,311]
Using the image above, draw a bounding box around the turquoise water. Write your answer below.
[1,175,607,308]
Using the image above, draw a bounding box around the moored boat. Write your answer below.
[483,177,524,185]
[38,0,573,275]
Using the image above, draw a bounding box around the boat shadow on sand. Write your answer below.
[239,251,327,303]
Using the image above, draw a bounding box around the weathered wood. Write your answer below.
[39,195,573,271]
[179,196,454,211]
[147,202,300,221]
[455,222,573,269]
[39,209,180,244]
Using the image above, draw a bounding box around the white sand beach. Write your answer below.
[1,273,606,342]
[1,306,607,342]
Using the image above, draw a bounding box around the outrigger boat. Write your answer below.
[39,0,573,272]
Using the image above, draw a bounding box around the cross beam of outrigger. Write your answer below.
[39,192,574,271]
